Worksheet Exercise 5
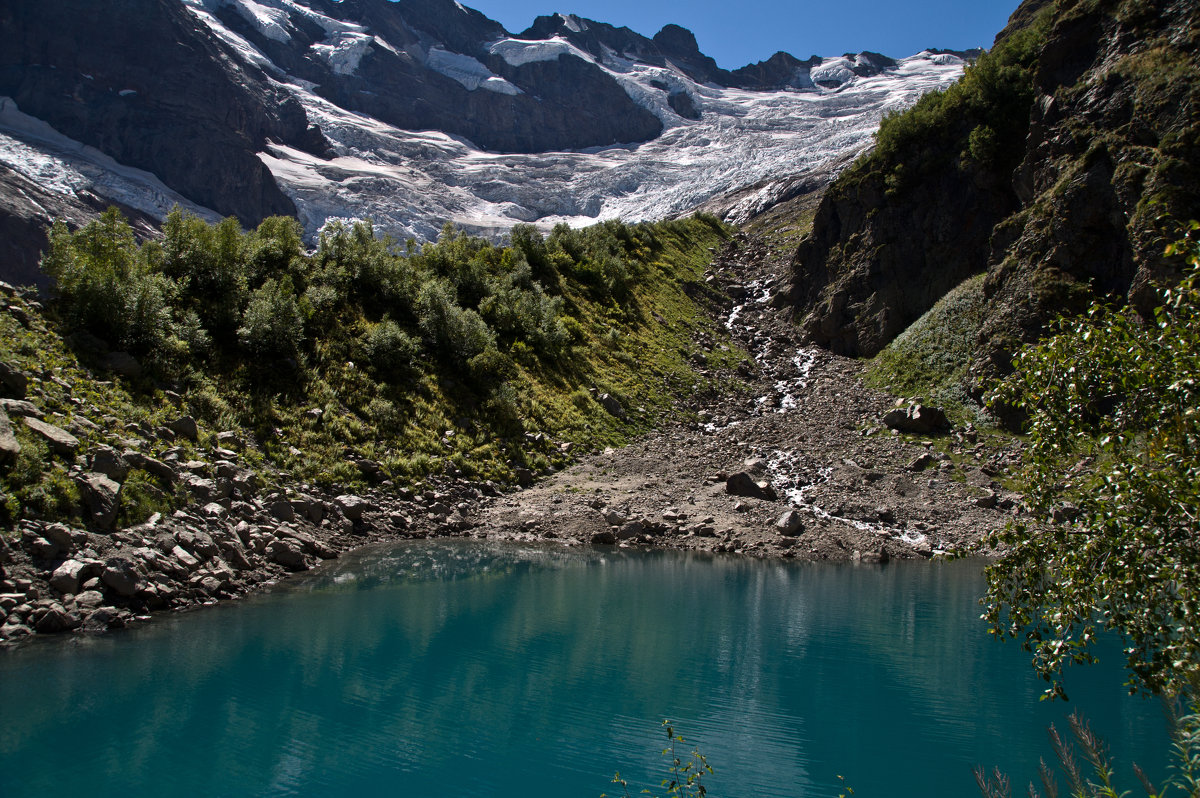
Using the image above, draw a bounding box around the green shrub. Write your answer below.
[238,278,306,362]
[363,319,418,378]
[984,224,1200,697]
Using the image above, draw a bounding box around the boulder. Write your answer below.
[616,520,644,540]
[176,529,219,561]
[100,557,144,597]
[23,417,80,456]
[774,510,805,536]
[597,393,626,419]
[171,545,200,569]
[268,500,296,523]
[266,539,309,571]
[125,452,178,484]
[89,446,130,482]
[0,362,27,398]
[0,407,20,463]
[725,471,778,501]
[49,559,90,595]
[0,398,41,418]
[34,603,77,633]
[77,472,121,529]
[166,416,199,441]
[907,453,937,472]
[590,530,618,545]
[334,494,374,521]
[882,404,949,434]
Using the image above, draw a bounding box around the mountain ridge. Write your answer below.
[0,0,968,286]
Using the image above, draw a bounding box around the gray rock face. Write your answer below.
[89,446,131,483]
[266,539,309,571]
[23,417,80,456]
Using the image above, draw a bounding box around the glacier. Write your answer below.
[0,0,965,245]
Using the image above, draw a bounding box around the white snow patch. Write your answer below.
[809,57,857,87]
[427,48,522,95]
[488,36,595,68]
[253,50,964,242]
[118,89,137,97]
[312,32,373,75]
[0,97,221,223]
[929,52,965,66]
[558,13,587,33]
[231,0,292,42]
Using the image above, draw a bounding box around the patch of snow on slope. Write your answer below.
[427,48,522,95]
[181,0,282,73]
[312,32,375,75]
[231,0,293,42]
[809,57,857,87]
[488,37,596,68]
[258,51,964,242]
[558,13,588,33]
[0,97,221,223]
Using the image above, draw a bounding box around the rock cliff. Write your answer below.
[790,0,1200,381]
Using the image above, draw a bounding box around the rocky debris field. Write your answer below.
[476,231,1025,559]
[0,229,1027,644]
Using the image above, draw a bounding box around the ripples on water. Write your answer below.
[0,542,1172,797]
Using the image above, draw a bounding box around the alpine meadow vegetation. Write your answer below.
[7,206,744,526]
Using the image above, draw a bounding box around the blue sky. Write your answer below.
[462,0,1021,69]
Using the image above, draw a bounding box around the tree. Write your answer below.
[984,223,1200,698]
[238,278,305,363]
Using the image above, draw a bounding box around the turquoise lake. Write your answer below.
[0,542,1172,797]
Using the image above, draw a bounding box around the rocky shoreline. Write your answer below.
[0,228,1027,645]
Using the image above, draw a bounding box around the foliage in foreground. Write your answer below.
[983,223,1200,698]
[977,706,1200,798]
[605,721,713,798]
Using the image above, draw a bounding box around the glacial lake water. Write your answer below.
[0,541,1172,798]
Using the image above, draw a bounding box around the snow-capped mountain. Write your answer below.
[0,0,967,276]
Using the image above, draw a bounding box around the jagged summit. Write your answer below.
[0,0,967,283]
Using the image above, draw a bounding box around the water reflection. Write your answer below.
[0,542,1171,798]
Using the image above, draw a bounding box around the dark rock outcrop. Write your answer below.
[0,0,317,226]
[790,0,1200,381]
